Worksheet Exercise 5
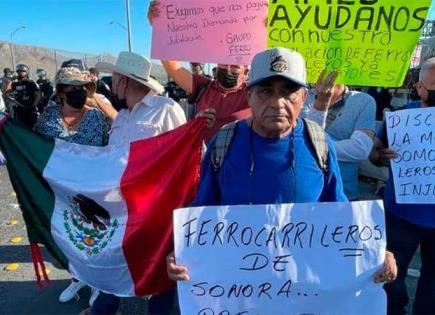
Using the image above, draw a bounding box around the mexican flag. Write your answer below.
[0,114,205,296]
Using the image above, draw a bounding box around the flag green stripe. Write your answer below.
[0,120,68,268]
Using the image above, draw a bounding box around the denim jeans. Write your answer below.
[91,292,120,315]
[148,289,176,315]
[91,289,176,315]
[384,211,435,315]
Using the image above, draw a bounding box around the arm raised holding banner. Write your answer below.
[147,0,249,95]
[307,70,376,153]
[147,0,251,143]
[148,1,194,93]
[304,70,376,200]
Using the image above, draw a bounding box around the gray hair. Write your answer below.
[419,57,435,81]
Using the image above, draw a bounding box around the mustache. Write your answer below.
[262,110,289,118]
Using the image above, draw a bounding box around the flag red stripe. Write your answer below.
[120,119,205,295]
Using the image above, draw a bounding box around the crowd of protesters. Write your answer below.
[0,51,432,315]
[0,4,434,315]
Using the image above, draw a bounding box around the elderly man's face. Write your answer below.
[248,77,307,138]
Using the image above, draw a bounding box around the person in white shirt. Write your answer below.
[77,52,187,315]
[302,71,376,200]
[93,51,187,145]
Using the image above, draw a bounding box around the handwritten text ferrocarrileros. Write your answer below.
[182,217,382,249]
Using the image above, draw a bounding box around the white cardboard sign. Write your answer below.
[174,201,387,315]
[386,108,435,204]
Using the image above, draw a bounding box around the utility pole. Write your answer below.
[125,0,133,52]
[109,20,130,52]
[54,49,58,71]
[10,26,26,70]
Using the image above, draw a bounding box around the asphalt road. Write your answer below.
[0,167,421,315]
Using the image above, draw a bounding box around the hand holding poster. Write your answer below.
[174,201,387,315]
[267,0,431,87]
[151,0,268,65]
[386,108,435,204]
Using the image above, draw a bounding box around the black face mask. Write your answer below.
[65,89,87,109]
[426,89,435,107]
[112,78,128,110]
[217,68,238,89]
[112,95,128,110]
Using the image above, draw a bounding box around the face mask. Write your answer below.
[426,89,435,107]
[112,78,128,110]
[65,89,87,109]
[217,68,238,89]
[112,95,128,110]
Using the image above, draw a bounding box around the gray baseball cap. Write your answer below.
[248,47,307,88]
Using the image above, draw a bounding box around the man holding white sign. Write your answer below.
[168,47,397,313]
[371,58,435,315]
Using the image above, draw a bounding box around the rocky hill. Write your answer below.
[0,41,168,83]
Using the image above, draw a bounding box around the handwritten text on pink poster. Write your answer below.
[151,0,268,65]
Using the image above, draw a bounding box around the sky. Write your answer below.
[0,0,435,58]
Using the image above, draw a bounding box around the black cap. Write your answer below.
[89,67,99,75]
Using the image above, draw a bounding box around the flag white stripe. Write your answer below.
[44,139,135,296]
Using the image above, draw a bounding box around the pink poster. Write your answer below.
[151,0,268,65]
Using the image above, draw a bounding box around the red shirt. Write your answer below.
[192,75,251,142]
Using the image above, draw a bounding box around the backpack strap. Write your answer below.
[211,119,329,175]
[303,118,329,174]
[211,121,238,172]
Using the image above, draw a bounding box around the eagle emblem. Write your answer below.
[63,195,119,256]
[270,54,288,73]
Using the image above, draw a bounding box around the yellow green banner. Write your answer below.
[267,0,432,87]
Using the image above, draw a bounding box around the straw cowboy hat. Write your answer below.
[95,52,164,94]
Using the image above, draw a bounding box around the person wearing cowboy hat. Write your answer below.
[79,51,216,315]
[94,51,187,146]
[77,52,187,315]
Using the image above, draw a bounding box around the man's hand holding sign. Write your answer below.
[161,45,397,314]
[170,202,397,315]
